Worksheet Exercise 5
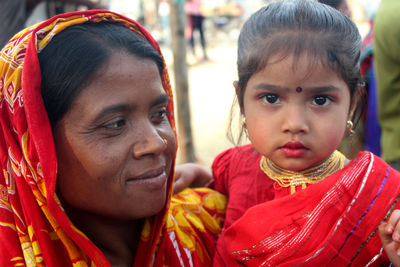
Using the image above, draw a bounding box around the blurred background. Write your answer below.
[23,0,382,168]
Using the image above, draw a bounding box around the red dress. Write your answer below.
[212,144,399,266]
[212,144,295,230]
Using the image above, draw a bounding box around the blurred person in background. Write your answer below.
[0,0,105,49]
[374,0,400,171]
[359,0,381,157]
[318,0,352,17]
[185,0,208,61]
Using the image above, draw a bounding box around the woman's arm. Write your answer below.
[173,163,213,194]
[379,209,400,266]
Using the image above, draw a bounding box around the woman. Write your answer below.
[0,10,226,266]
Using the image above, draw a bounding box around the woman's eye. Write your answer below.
[261,94,280,104]
[104,119,126,130]
[312,95,331,106]
[151,108,168,122]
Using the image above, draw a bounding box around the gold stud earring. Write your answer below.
[161,138,168,145]
[346,120,355,136]
[242,117,249,138]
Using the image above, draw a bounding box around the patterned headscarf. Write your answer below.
[0,10,177,266]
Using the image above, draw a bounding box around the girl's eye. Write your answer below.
[261,94,280,104]
[312,95,331,106]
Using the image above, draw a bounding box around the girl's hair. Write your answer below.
[39,21,164,128]
[229,0,363,144]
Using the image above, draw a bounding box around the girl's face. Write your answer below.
[54,52,176,220]
[241,53,355,171]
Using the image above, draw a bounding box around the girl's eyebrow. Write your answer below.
[251,83,290,93]
[251,84,341,94]
[308,85,341,94]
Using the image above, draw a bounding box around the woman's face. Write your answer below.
[54,52,176,220]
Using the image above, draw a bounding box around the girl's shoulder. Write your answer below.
[353,151,400,179]
[213,144,260,167]
[211,144,262,193]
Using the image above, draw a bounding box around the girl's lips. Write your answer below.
[280,142,308,157]
[282,141,307,149]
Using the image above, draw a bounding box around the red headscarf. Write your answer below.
[0,10,225,266]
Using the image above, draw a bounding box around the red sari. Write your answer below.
[0,11,226,266]
[212,145,400,266]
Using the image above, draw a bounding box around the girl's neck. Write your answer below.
[260,150,347,194]
[65,206,143,267]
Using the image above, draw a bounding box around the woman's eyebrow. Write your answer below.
[93,93,169,121]
[152,93,169,106]
[94,104,133,121]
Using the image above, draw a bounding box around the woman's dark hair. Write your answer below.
[229,0,363,144]
[39,21,164,128]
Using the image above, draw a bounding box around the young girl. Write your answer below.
[176,0,400,265]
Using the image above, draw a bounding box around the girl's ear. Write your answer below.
[233,81,239,95]
[348,88,361,121]
[233,80,245,115]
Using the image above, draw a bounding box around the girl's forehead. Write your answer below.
[262,52,336,79]
[247,53,349,94]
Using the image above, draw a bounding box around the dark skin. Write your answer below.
[64,205,142,266]
[174,163,213,194]
[54,52,176,266]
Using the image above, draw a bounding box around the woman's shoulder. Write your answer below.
[167,188,226,256]
[170,187,227,215]
[152,189,226,265]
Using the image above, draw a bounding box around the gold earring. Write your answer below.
[242,117,249,138]
[346,120,355,136]
[161,138,168,145]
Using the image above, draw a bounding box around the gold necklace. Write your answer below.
[260,150,345,194]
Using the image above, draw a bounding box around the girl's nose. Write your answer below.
[281,105,309,134]
[132,123,168,159]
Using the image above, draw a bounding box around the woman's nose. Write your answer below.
[281,105,309,134]
[132,123,167,158]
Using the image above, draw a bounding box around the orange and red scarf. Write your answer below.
[0,10,225,266]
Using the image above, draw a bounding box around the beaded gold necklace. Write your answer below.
[260,150,346,194]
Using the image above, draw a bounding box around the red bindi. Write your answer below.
[296,86,302,93]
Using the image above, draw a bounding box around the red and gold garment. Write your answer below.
[0,11,226,267]
[212,144,400,266]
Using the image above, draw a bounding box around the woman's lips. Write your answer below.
[280,142,308,157]
[126,167,168,190]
